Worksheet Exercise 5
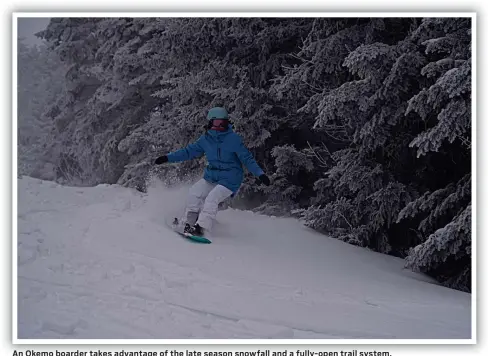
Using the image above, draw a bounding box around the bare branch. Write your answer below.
[281,64,298,72]
[307,140,328,168]
[316,124,351,142]
[288,52,315,64]
[321,142,337,163]
[338,211,354,230]
[303,80,324,93]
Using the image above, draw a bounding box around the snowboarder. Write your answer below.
[154,107,271,236]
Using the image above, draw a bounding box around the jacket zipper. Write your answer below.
[218,147,221,170]
[218,147,222,170]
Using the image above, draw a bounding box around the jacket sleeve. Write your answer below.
[167,137,205,163]
[234,135,264,177]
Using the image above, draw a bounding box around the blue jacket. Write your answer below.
[166,127,264,193]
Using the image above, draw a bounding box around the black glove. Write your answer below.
[258,174,270,186]
[154,155,168,165]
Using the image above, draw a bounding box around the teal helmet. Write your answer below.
[207,107,228,120]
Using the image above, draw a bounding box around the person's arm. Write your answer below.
[154,137,205,164]
[234,135,270,185]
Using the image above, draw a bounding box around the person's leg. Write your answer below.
[185,179,215,225]
[196,184,233,231]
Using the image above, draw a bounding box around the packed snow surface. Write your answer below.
[17,177,471,339]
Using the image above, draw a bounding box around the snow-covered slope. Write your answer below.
[16,176,471,340]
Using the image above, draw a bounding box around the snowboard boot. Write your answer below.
[184,223,192,234]
[184,223,204,236]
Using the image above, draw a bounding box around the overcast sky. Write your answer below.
[17,17,51,46]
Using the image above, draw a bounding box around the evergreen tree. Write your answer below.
[396,18,472,290]
[296,17,471,290]
[17,38,66,179]
[39,18,312,192]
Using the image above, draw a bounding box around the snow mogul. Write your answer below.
[154,107,271,236]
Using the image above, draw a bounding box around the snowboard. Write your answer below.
[169,218,212,244]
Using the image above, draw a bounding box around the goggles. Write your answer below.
[209,119,229,131]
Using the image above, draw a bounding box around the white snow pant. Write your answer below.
[185,179,233,231]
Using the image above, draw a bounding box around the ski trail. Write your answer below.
[17,176,471,339]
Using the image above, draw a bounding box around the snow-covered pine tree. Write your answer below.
[396,18,472,290]
[265,19,410,214]
[286,17,472,291]
[17,38,66,179]
[284,19,418,252]
[404,204,471,291]
[39,18,312,193]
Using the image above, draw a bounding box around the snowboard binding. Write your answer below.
[170,217,211,243]
[184,223,203,236]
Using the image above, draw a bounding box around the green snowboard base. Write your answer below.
[168,216,212,244]
[177,231,212,244]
